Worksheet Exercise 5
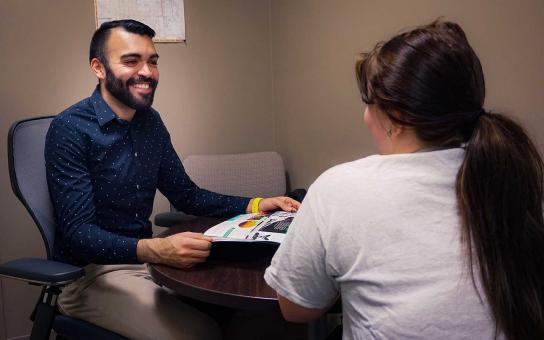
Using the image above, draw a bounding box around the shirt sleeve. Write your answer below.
[45,118,139,265]
[264,185,339,309]
[157,133,250,217]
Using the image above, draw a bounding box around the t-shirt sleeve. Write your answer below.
[264,185,338,309]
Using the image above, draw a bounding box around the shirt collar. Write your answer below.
[90,86,118,127]
[90,86,152,127]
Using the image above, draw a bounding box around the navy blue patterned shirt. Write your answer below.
[45,88,250,266]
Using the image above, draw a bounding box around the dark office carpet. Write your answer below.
[180,297,306,339]
[222,310,307,340]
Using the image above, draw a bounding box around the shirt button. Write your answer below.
[134,152,138,157]
[135,213,139,217]
[136,184,140,189]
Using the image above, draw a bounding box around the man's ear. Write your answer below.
[90,58,106,81]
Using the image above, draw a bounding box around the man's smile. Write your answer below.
[131,82,153,94]
[132,83,150,89]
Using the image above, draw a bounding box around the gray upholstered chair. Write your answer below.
[0,116,126,340]
[154,151,306,227]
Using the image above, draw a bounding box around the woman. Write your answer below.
[264,20,544,339]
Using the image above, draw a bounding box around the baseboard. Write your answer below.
[0,279,6,340]
[7,335,30,340]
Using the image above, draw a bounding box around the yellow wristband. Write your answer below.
[251,197,263,213]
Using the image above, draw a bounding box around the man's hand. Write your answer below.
[246,196,301,213]
[137,232,212,269]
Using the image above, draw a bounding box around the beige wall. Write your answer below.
[1,0,543,338]
[0,281,5,339]
[0,0,274,337]
[1,2,96,337]
[272,0,544,188]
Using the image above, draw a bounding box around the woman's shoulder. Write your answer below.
[313,149,465,192]
[310,155,388,194]
[315,153,411,182]
[320,154,384,175]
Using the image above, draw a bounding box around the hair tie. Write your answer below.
[467,109,486,125]
[475,109,486,120]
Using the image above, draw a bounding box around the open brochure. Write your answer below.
[204,211,296,260]
[205,211,295,245]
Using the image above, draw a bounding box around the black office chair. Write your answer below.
[0,116,126,340]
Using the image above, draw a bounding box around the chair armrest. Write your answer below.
[288,188,307,202]
[0,258,84,286]
[154,212,196,228]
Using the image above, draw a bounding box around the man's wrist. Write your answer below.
[251,197,263,213]
[246,197,263,213]
[137,238,155,263]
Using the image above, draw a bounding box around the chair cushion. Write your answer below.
[183,152,286,197]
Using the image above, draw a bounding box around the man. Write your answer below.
[45,19,299,340]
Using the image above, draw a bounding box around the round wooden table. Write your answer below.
[148,217,279,311]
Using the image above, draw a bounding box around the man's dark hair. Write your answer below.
[89,19,155,64]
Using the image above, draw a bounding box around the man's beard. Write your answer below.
[104,63,158,110]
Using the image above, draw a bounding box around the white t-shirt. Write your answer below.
[265,148,501,340]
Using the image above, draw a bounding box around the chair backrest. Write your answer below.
[183,151,287,197]
[8,116,57,259]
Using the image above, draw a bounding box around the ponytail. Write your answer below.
[456,112,544,340]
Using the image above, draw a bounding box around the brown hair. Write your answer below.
[356,20,544,339]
